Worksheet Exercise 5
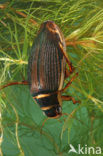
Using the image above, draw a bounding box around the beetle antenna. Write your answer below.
[40,118,49,133]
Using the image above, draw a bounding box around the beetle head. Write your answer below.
[35,92,62,118]
[43,105,62,119]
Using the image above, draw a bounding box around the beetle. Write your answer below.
[0,21,79,119]
[28,20,79,119]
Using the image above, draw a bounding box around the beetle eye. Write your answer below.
[56,106,61,113]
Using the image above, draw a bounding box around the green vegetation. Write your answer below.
[0,0,103,155]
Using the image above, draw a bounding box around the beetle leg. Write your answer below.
[62,95,80,104]
[65,67,74,79]
[61,72,78,93]
[0,80,28,90]
[59,42,75,73]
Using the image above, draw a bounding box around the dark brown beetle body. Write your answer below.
[28,21,71,118]
[0,21,79,118]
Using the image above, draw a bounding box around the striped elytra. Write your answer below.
[28,21,66,118]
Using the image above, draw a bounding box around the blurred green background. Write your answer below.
[0,0,103,156]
